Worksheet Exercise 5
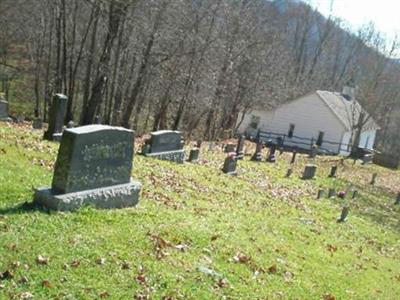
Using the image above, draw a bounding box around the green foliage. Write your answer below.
[0,123,399,299]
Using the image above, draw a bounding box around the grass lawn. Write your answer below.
[0,122,400,299]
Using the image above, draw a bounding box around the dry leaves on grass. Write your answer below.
[231,252,251,263]
[148,233,190,259]
[323,293,336,300]
[36,255,49,265]
[41,279,52,288]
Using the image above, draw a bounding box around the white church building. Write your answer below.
[236,87,379,155]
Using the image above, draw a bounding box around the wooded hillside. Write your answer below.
[1,0,399,152]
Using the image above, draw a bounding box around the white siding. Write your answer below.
[237,93,346,153]
[359,130,376,150]
[340,131,352,155]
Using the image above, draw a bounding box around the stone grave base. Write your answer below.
[0,117,12,122]
[33,180,141,211]
[144,149,185,163]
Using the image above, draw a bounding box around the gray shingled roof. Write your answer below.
[316,90,380,131]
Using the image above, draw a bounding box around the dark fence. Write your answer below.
[247,130,354,155]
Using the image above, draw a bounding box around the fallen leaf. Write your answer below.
[19,292,34,299]
[96,257,106,265]
[41,279,52,288]
[36,255,49,265]
[19,276,29,284]
[232,252,251,263]
[175,244,189,252]
[70,260,80,268]
[327,244,337,253]
[215,278,229,288]
[121,261,131,270]
[323,293,336,300]
[136,274,147,284]
[268,265,278,274]
[99,291,110,298]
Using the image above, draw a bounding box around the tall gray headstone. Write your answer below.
[141,130,184,163]
[34,125,141,210]
[44,94,68,141]
[0,100,11,121]
[236,135,245,159]
[329,165,338,178]
[251,142,263,161]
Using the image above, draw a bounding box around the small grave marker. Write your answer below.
[290,149,297,164]
[285,168,293,178]
[251,142,263,161]
[317,189,324,199]
[352,190,358,199]
[43,94,68,141]
[328,188,336,198]
[395,193,400,205]
[328,165,337,178]
[188,148,200,162]
[236,135,245,159]
[337,206,349,223]
[0,99,12,121]
[370,173,378,185]
[32,118,43,129]
[224,143,235,153]
[67,120,74,128]
[302,164,317,179]
[266,145,277,163]
[222,153,237,175]
[141,130,184,163]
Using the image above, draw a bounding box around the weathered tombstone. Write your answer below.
[34,125,141,211]
[43,94,68,141]
[370,173,378,185]
[266,145,277,163]
[222,153,237,175]
[309,143,317,158]
[337,206,349,223]
[285,168,293,178]
[32,118,43,129]
[328,188,336,198]
[251,142,263,161]
[328,165,338,178]
[208,141,215,152]
[224,143,236,153]
[317,189,324,199]
[67,120,74,128]
[16,115,24,123]
[94,115,101,124]
[188,148,200,162]
[141,130,184,163]
[236,135,245,159]
[352,190,358,199]
[290,149,297,164]
[302,164,317,179]
[0,99,12,121]
[395,193,400,205]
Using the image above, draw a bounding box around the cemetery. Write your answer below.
[1,121,400,299]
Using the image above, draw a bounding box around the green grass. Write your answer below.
[1,122,400,299]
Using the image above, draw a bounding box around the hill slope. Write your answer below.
[0,122,400,299]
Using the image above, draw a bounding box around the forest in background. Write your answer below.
[1,0,400,154]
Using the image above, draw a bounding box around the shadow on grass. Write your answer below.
[0,201,49,215]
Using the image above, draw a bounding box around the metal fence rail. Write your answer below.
[250,130,353,155]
